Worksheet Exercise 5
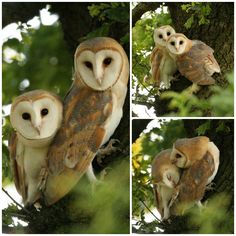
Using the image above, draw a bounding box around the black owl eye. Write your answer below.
[167,31,171,36]
[41,108,49,116]
[22,112,31,120]
[179,40,183,45]
[103,57,112,66]
[171,41,175,46]
[159,34,163,39]
[176,153,182,159]
[84,61,93,70]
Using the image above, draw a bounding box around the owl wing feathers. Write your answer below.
[44,86,112,205]
[8,132,27,202]
[153,184,164,218]
[150,47,163,85]
[170,151,215,215]
[177,40,220,85]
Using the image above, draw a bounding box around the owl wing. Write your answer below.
[44,85,113,205]
[153,184,164,218]
[177,40,220,85]
[8,132,27,202]
[150,47,163,86]
[171,151,215,215]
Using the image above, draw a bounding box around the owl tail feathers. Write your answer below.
[42,169,82,206]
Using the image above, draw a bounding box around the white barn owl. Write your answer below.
[169,136,220,214]
[150,25,177,88]
[151,149,180,220]
[9,90,63,206]
[170,150,216,216]
[166,33,221,86]
[42,37,129,205]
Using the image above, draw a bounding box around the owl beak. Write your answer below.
[34,125,41,135]
[94,62,103,86]
[96,77,102,86]
[171,159,177,164]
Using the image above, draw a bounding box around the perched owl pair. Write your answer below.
[150,25,221,88]
[151,136,220,220]
[9,37,129,207]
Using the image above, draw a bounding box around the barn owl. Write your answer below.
[150,25,177,88]
[42,37,129,205]
[169,151,215,216]
[151,149,180,220]
[166,33,221,86]
[169,136,220,215]
[9,90,63,206]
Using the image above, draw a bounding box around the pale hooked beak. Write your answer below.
[34,125,41,135]
[32,118,41,135]
[94,62,103,86]
[171,159,177,164]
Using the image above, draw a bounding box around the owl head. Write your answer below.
[153,25,176,47]
[166,33,192,55]
[74,37,129,91]
[10,90,63,141]
[170,136,210,168]
[152,149,180,188]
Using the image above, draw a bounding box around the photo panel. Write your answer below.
[132,118,234,233]
[2,2,130,234]
[132,2,233,118]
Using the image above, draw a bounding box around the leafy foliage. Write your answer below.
[181,3,211,28]
[86,3,129,45]
[160,73,234,117]
[132,119,234,233]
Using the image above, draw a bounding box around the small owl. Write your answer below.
[169,151,215,216]
[150,25,177,88]
[43,37,129,205]
[9,90,63,206]
[166,33,221,86]
[151,149,180,220]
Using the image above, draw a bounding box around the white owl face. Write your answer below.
[76,49,123,91]
[11,96,63,140]
[162,167,180,188]
[170,147,188,168]
[154,25,176,47]
[167,34,188,55]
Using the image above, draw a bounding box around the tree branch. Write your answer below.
[132,2,162,27]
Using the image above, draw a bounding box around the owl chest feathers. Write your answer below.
[16,134,51,180]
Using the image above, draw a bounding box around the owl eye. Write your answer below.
[158,34,163,39]
[176,153,182,159]
[179,40,184,45]
[22,112,31,120]
[103,57,112,66]
[84,61,93,70]
[171,41,175,46]
[41,108,49,116]
[167,31,171,36]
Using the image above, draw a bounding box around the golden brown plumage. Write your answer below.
[167,33,220,85]
[43,37,129,205]
[170,151,215,215]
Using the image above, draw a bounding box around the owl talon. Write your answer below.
[97,139,121,157]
